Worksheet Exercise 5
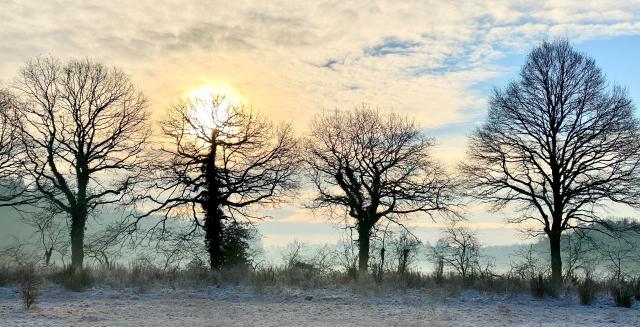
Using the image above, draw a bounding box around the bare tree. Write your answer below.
[145,227,207,271]
[513,245,545,281]
[139,95,300,269]
[84,220,129,268]
[14,57,150,270]
[599,238,638,281]
[335,234,358,277]
[561,232,597,282]
[461,40,640,289]
[592,220,640,281]
[0,238,38,266]
[435,223,481,280]
[0,89,33,205]
[390,229,421,275]
[20,202,69,266]
[371,222,391,281]
[509,244,547,281]
[305,107,456,272]
[427,239,447,281]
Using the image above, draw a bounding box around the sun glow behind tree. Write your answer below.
[186,85,244,134]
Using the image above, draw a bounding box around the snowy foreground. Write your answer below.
[1,286,638,326]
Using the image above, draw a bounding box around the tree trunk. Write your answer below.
[435,257,444,282]
[549,232,562,291]
[71,168,90,271]
[70,213,86,270]
[204,206,224,270]
[399,249,409,274]
[203,133,226,270]
[357,225,371,272]
[44,247,53,266]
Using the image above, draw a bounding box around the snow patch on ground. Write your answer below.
[1,285,638,326]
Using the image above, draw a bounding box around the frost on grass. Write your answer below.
[0,286,638,327]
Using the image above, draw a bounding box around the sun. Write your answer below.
[186,84,244,131]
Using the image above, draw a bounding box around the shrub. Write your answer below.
[252,266,278,289]
[183,257,210,286]
[50,266,94,292]
[470,274,509,294]
[530,274,546,298]
[216,264,252,285]
[129,257,161,293]
[345,266,358,281]
[611,282,634,308]
[97,264,129,289]
[220,221,255,267]
[0,265,11,286]
[578,276,597,305]
[350,272,380,295]
[388,270,429,290]
[165,266,180,290]
[284,260,323,288]
[17,264,41,309]
[529,274,559,298]
[632,277,640,301]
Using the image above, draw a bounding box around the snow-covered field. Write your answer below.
[1,286,638,326]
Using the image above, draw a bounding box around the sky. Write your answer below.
[2,0,640,248]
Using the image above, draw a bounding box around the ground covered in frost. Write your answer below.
[1,285,638,326]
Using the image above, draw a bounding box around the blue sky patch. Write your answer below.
[366,38,420,57]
